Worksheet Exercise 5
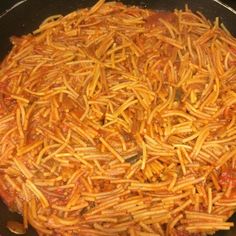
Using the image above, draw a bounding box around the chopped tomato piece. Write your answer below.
[219,168,236,187]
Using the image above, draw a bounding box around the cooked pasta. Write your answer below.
[0,0,236,235]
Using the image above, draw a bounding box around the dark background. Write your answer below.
[0,0,236,236]
[0,0,235,14]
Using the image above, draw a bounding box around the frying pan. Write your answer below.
[0,0,235,235]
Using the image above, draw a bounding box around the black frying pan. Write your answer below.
[0,0,236,235]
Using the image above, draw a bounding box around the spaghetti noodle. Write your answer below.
[0,0,236,235]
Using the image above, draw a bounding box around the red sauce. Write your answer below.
[219,168,236,198]
[219,168,236,187]
[0,92,17,114]
[58,122,69,133]
[0,179,15,207]
[223,104,236,120]
[230,46,236,55]
[175,229,201,236]
[145,11,177,28]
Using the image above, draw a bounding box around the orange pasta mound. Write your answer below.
[0,0,236,235]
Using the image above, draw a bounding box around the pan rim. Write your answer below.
[0,0,236,19]
[213,0,236,14]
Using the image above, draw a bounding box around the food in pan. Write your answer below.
[0,0,236,235]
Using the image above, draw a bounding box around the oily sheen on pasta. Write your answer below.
[0,0,236,235]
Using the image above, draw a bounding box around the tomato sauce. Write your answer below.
[219,168,236,198]
[219,168,236,187]
[223,104,236,120]
[145,11,177,28]
[174,229,201,236]
[0,179,15,207]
